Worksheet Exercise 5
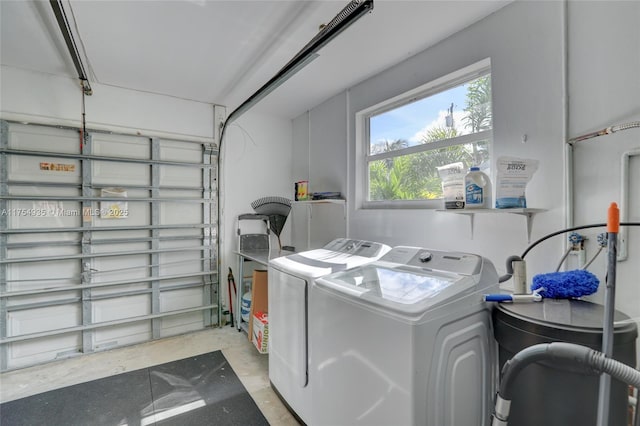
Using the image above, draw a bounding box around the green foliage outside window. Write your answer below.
[368,75,491,202]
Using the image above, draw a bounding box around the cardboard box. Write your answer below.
[295,180,309,201]
[248,269,268,341]
[252,311,269,354]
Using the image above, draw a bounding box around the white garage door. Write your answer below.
[0,121,219,371]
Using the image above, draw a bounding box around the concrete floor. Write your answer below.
[0,326,299,426]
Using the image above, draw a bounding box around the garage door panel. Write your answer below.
[158,189,201,199]
[91,283,150,298]
[89,188,148,224]
[7,258,80,292]
[92,253,150,284]
[160,202,202,225]
[159,238,204,250]
[159,140,201,162]
[8,124,79,154]
[7,195,82,229]
[92,295,151,323]
[91,295,152,349]
[7,291,80,307]
[92,134,150,159]
[159,165,201,188]
[8,185,79,198]
[93,160,150,186]
[8,231,80,245]
[159,289,205,336]
[160,287,203,311]
[159,247,205,276]
[8,244,80,260]
[93,322,152,349]
[9,155,81,184]
[158,190,202,226]
[159,279,204,289]
[91,242,149,255]
[7,204,82,233]
[160,312,204,337]
[6,202,81,229]
[91,203,150,227]
[90,230,150,241]
[158,262,204,278]
[8,304,81,336]
[158,228,203,239]
[7,333,82,369]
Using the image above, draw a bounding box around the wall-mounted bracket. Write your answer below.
[436,208,546,242]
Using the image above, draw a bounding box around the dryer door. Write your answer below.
[269,268,308,388]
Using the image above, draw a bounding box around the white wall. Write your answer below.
[290,94,349,251]
[309,91,348,196]
[568,1,640,337]
[293,1,639,352]
[220,111,293,313]
[0,65,214,141]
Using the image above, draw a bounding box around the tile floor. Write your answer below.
[0,326,299,426]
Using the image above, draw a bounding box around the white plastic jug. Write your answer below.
[241,291,252,322]
[464,167,491,208]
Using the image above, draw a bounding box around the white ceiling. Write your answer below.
[1,0,511,119]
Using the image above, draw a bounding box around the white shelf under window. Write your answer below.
[436,208,546,242]
[292,199,346,205]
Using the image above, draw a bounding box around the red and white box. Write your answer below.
[252,311,269,354]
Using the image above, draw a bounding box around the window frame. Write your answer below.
[356,58,492,210]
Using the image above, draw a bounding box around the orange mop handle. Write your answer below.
[607,202,619,233]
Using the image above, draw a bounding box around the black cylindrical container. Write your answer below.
[493,299,637,426]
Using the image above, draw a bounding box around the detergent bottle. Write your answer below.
[464,166,491,209]
[241,287,252,322]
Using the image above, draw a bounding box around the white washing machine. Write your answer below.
[268,238,391,424]
[310,246,499,426]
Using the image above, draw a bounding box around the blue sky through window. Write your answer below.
[370,84,468,151]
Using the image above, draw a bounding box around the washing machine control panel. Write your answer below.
[322,238,388,258]
[380,246,482,275]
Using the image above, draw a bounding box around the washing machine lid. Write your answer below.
[269,239,391,279]
[316,263,477,317]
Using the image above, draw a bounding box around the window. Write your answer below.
[357,59,492,208]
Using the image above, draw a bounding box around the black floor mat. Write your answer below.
[0,351,269,426]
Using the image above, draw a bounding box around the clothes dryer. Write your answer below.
[268,238,391,423]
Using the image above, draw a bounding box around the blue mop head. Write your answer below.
[531,269,600,299]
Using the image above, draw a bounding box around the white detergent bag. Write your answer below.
[495,157,539,208]
[437,162,466,209]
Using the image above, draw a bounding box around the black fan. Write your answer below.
[251,196,292,250]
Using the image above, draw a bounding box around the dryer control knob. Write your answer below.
[419,251,432,262]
